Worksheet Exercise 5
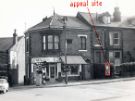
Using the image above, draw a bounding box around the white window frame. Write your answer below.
[109,32,120,46]
[43,36,46,50]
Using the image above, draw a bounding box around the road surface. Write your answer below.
[1,80,135,101]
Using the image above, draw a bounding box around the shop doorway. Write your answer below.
[49,64,57,82]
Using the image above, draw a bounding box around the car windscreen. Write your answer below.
[0,79,6,83]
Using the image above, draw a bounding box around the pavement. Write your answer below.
[10,76,135,90]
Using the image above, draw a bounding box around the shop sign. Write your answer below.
[31,57,60,63]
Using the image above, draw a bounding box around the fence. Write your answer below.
[115,62,135,77]
[93,63,114,79]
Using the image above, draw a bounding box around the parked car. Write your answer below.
[0,79,9,93]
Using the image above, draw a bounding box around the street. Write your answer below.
[1,79,135,101]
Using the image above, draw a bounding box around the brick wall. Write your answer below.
[60,29,92,62]
[123,29,135,62]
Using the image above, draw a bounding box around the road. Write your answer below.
[1,80,135,101]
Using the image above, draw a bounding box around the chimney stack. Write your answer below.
[13,29,18,45]
[113,7,121,22]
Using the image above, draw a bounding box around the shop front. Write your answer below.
[30,56,88,85]
[31,57,61,84]
[60,56,88,80]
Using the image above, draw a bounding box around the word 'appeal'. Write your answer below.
[70,0,102,8]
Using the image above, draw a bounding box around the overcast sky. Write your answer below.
[0,0,135,37]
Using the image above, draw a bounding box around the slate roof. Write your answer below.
[77,12,135,29]
[0,37,22,52]
[28,13,90,32]
[27,12,135,32]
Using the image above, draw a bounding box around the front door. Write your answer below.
[49,64,57,81]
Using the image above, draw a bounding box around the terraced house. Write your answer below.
[25,7,135,84]
[77,7,135,77]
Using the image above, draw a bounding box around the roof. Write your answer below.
[77,12,135,29]
[61,56,87,64]
[28,13,90,32]
[0,37,22,52]
[27,12,135,32]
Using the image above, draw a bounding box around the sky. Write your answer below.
[0,0,135,37]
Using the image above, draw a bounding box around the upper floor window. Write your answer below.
[94,32,103,47]
[26,37,29,52]
[42,35,60,50]
[54,35,59,49]
[109,32,120,46]
[43,36,46,50]
[48,35,53,49]
[67,39,72,44]
[78,35,87,51]
[80,36,86,50]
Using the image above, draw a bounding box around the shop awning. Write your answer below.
[31,57,61,63]
[61,56,87,64]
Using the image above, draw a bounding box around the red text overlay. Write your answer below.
[70,0,102,8]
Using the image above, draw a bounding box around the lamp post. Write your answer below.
[63,17,68,84]
[64,39,68,84]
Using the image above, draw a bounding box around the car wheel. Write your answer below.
[3,89,6,94]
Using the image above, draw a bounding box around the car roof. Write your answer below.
[0,78,7,81]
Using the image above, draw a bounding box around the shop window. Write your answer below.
[61,64,80,75]
[70,65,79,75]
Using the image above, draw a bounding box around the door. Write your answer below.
[50,64,57,80]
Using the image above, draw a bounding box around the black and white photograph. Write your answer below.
[0,0,135,101]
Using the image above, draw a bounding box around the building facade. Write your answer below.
[0,30,25,86]
[25,7,135,83]
[25,13,92,84]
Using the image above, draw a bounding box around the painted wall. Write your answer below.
[10,37,25,85]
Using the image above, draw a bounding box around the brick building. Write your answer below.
[25,7,135,83]
[77,7,135,64]
[24,13,92,84]
[77,7,135,77]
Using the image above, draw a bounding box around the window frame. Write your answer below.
[26,37,29,53]
[109,32,120,46]
[78,35,87,51]
[109,51,121,65]
[42,35,60,51]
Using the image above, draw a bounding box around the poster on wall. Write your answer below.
[105,62,110,76]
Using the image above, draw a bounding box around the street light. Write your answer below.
[63,16,68,84]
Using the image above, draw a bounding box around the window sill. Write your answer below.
[110,45,120,47]
[61,74,80,77]
[78,50,87,52]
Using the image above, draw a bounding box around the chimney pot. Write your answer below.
[13,29,18,45]
[113,7,121,22]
